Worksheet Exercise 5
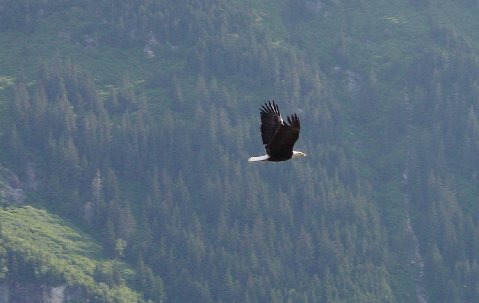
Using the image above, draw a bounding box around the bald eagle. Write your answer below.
[248,100,306,162]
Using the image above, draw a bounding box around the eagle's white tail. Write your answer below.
[248,155,269,162]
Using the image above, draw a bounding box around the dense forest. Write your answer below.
[1,0,479,302]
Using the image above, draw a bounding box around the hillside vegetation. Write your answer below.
[0,206,144,302]
[1,0,479,302]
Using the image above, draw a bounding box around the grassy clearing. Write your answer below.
[0,206,142,303]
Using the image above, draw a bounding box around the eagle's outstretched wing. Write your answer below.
[260,100,300,156]
[267,113,300,156]
[260,100,283,147]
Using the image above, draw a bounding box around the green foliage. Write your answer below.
[0,206,143,302]
[1,1,479,303]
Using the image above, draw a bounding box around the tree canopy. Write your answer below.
[1,0,479,302]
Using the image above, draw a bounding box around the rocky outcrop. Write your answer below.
[0,166,26,205]
[0,282,85,303]
[0,163,37,206]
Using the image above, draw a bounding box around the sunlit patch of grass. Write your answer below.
[0,206,142,303]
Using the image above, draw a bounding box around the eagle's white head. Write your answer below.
[292,151,307,159]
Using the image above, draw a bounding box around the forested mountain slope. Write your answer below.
[0,206,144,302]
[1,1,479,302]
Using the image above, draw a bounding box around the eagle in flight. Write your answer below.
[248,100,306,162]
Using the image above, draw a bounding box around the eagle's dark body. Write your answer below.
[249,101,305,162]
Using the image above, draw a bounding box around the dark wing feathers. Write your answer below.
[267,113,300,156]
[259,101,301,156]
[287,113,300,131]
[260,100,283,146]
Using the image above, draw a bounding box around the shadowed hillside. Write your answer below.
[1,1,479,302]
